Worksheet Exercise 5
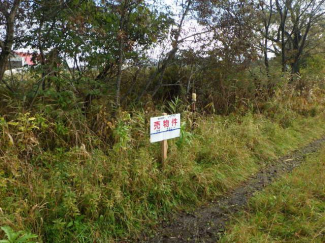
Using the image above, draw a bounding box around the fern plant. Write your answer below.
[166,97,183,114]
[0,226,38,243]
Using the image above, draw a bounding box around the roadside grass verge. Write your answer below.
[1,93,325,242]
[220,147,325,243]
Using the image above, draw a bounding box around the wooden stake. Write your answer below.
[192,92,197,130]
[161,113,168,169]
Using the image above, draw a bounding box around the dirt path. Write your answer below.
[141,137,325,243]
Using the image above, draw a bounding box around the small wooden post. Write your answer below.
[161,113,168,169]
[192,92,196,112]
[192,92,197,130]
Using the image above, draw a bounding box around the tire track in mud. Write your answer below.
[141,137,325,243]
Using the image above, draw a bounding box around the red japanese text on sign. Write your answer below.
[154,121,160,130]
[150,114,181,143]
[172,118,178,126]
[163,120,169,128]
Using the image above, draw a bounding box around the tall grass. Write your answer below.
[1,87,325,242]
[220,147,325,243]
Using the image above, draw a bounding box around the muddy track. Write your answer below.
[141,137,325,243]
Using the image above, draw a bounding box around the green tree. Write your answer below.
[0,0,22,91]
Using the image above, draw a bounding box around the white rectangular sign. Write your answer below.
[150,114,181,143]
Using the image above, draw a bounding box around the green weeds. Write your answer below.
[220,148,325,243]
[1,92,325,242]
[0,226,37,243]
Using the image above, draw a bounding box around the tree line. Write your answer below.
[1,0,325,113]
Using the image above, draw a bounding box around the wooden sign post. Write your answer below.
[192,92,197,130]
[150,113,181,169]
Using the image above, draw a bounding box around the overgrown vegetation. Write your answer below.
[220,146,325,243]
[0,86,325,242]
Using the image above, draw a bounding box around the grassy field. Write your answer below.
[220,147,325,243]
[1,92,325,242]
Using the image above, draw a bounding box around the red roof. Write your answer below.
[14,52,36,66]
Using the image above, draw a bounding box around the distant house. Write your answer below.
[7,52,36,70]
